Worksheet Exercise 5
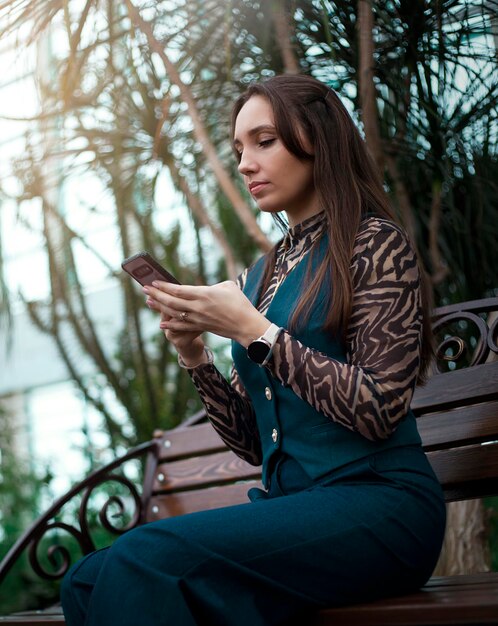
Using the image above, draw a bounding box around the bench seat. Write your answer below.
[1,573,498,625]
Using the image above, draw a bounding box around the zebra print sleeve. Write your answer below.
[188,364,262,465]
[187,267,262,465]
[268,221,423,440]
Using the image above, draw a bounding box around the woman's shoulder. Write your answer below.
[354,216,413,256]
[350,215,419,288]
[357,215,407,239]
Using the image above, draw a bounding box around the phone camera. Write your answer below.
[133,264,153,278]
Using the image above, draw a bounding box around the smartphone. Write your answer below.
[121,251,181,287]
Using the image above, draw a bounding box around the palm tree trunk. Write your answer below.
[428,179,449,284]
[176,175,241,280]
[357,0,384,174]
[125,0,272,253]
[385,154,417,244]
[433,500,491,575]
[271,0,300,74]
[153,97,240,280]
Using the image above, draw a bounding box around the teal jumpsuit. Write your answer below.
[61,215,446,625]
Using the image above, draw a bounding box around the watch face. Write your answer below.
[247,339,271,364]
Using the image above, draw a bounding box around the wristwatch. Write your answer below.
[247,323,283,367]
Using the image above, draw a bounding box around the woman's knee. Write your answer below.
[105,521,209,579]
[60,548,109,616]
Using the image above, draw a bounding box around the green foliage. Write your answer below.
[0,405,56,613]
[294,0,498,304]
[485,497,498,572]
[0,498,139,615]
[0,195,12,341]
[436,150,498,303]
[0,555,59,616]
[0,417,147,614]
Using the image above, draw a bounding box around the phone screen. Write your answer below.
[121,251,181,287]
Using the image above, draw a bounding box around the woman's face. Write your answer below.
[233,95,320,226]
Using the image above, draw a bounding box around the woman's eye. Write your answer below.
[259,138,275,148]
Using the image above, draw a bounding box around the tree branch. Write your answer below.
[271,0,300,74]
[124,0,272,253]
[357,0,384,174]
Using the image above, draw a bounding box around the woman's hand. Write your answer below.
[143,280,270,348]
[157,310,206,366]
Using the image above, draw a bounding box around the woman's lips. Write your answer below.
[249,182,269,196]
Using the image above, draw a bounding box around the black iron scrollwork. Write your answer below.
[29,522,88,580]
[431,299,498,372]
[94,475,142,534]
[25,473,145,581]
[488,315,498,354]
[0,440,157,585]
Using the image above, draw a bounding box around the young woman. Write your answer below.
[61,74,446,626]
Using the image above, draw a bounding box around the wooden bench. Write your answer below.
[1,297,498,625]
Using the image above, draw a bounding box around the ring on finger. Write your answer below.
[179,311,189,322]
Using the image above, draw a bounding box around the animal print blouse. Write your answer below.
[188,212,423,467]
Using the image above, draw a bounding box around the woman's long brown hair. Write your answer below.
[231,74,433,383]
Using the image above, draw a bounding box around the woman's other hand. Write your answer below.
[143,280,270,347]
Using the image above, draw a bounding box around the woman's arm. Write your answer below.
[145,267,263,466]
[187,362,262,465]
[267,221,423,440]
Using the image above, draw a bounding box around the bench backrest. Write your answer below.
[142,298,498,523]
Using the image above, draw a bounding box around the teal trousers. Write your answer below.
[61,446,446,626]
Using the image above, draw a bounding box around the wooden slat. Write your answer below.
[2,575,498,626]
[417,401,498,450]
[312,573,498,626]
[155,422,227,462]
[424,573,498,588]
[146,481,261,520]
[151,441,498,504]
[0,605,64,624]
[412,361,498,414]
[426,442,498,487]
[439,478,498,503]
[153,450,261,492]
[0,618,64,625]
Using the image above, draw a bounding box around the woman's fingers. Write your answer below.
[150,281,203,301]
[143,283,199,317]
[143,279,257,341]
[144,295,188,320]
[160,317,193,330]
[145,297,180,320]
[144,285,204,354]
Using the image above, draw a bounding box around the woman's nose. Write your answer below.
[237,151,258,176]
